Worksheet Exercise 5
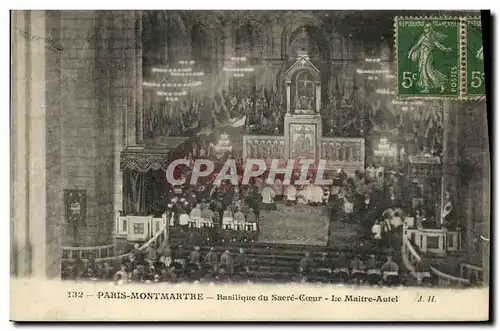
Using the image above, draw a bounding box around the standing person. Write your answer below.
[234,248,249,276]
[220,250,234,275]
[204,247,220,274]
[147,243,157,268]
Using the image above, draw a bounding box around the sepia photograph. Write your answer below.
[9,8,491,322]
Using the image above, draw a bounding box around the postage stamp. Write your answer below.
[395,17,461,99]
[464,17,485,97]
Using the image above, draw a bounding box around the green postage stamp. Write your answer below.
[395,17,461,98]
[465,17,485,97]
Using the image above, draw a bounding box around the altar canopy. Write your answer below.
[120,136,198,215]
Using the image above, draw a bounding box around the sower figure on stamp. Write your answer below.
[408,23,452,93]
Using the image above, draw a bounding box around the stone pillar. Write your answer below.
[286,81,291,113]
[11,10,30,277]
[28,10,48,278]
[316,82,321,113]
[135,12,143,145]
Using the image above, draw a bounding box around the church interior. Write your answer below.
[11,10,490,286]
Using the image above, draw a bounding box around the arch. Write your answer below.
[235,21,265,59]
[280,12,325,59]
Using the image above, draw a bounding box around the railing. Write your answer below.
[401,228,470,287]
[430,265,470,287]
[401,235,421,277]
[61,244,115,261]
[96,224,169,263]
[62,223,169,263]
[115,213,169,242]
[403,225,461,256]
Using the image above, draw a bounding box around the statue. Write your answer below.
[293,125,312,155]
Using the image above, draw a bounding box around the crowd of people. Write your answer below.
[62,241,421,286]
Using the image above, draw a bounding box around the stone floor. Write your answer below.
[258,203,361,249]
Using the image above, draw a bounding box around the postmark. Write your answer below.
[464,17,485,98]
[395,17,461,99]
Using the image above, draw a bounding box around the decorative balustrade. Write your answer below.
[61,244,115,261]
[243,135,285,159]
[62,223,169,263]
[403,225,461,256]
[115,213,169,242]
[320,137,365,174]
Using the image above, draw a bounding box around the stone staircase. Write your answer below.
[169,228,407,284]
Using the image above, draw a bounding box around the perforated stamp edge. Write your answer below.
[462,16,486,101]
[393,16,462,100]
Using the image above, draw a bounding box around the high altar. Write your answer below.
[243,51,365,174]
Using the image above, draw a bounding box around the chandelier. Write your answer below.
[143,60,204,102]
[223,57,255,78]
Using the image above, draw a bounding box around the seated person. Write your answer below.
[146,243,157,267]
[298,252,314,277]
[189,203,202,228]
[381,256,400,285]
[261,185,277,210]
[124,253,138,273]
[322,187,330,204]
[285,185,297,205]
[160,265,178,283]
[333,252,350,282]
[215,268,231,283]
[222,208,234,230]
[273,178,284,201]
[372,220,382,240]
[343,196,354,214]
[132,264,149,282]
[178,200,190,227]
[310,183,324,206]
[233,209,246,230]
[414,259,432,285]
[167,199,176,226]
[173,245,186,268]
[297,182,312,205]
[188,246,202,269]
[316,253,333,279]
[200,205,215,227]
[365,254,381,285]
[349,255,367,282]
[245,208,258,231]
[99,262,113,280]
[366,163,377,180]
[113,264,129,284]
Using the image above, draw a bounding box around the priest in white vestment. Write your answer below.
[200,205,214,227]
[285,185,297,206]
[261,185,277,210]
[234,210,246,230]
[297,181,312,205]
[189,203,202,228]
[310,184,324,206]
[273,178,284,202]
[372,220,382,240]
[222,209,234,230]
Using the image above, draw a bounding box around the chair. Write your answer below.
[383,271,400,286]
[334,267,350,283]
[367,269,382,285]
